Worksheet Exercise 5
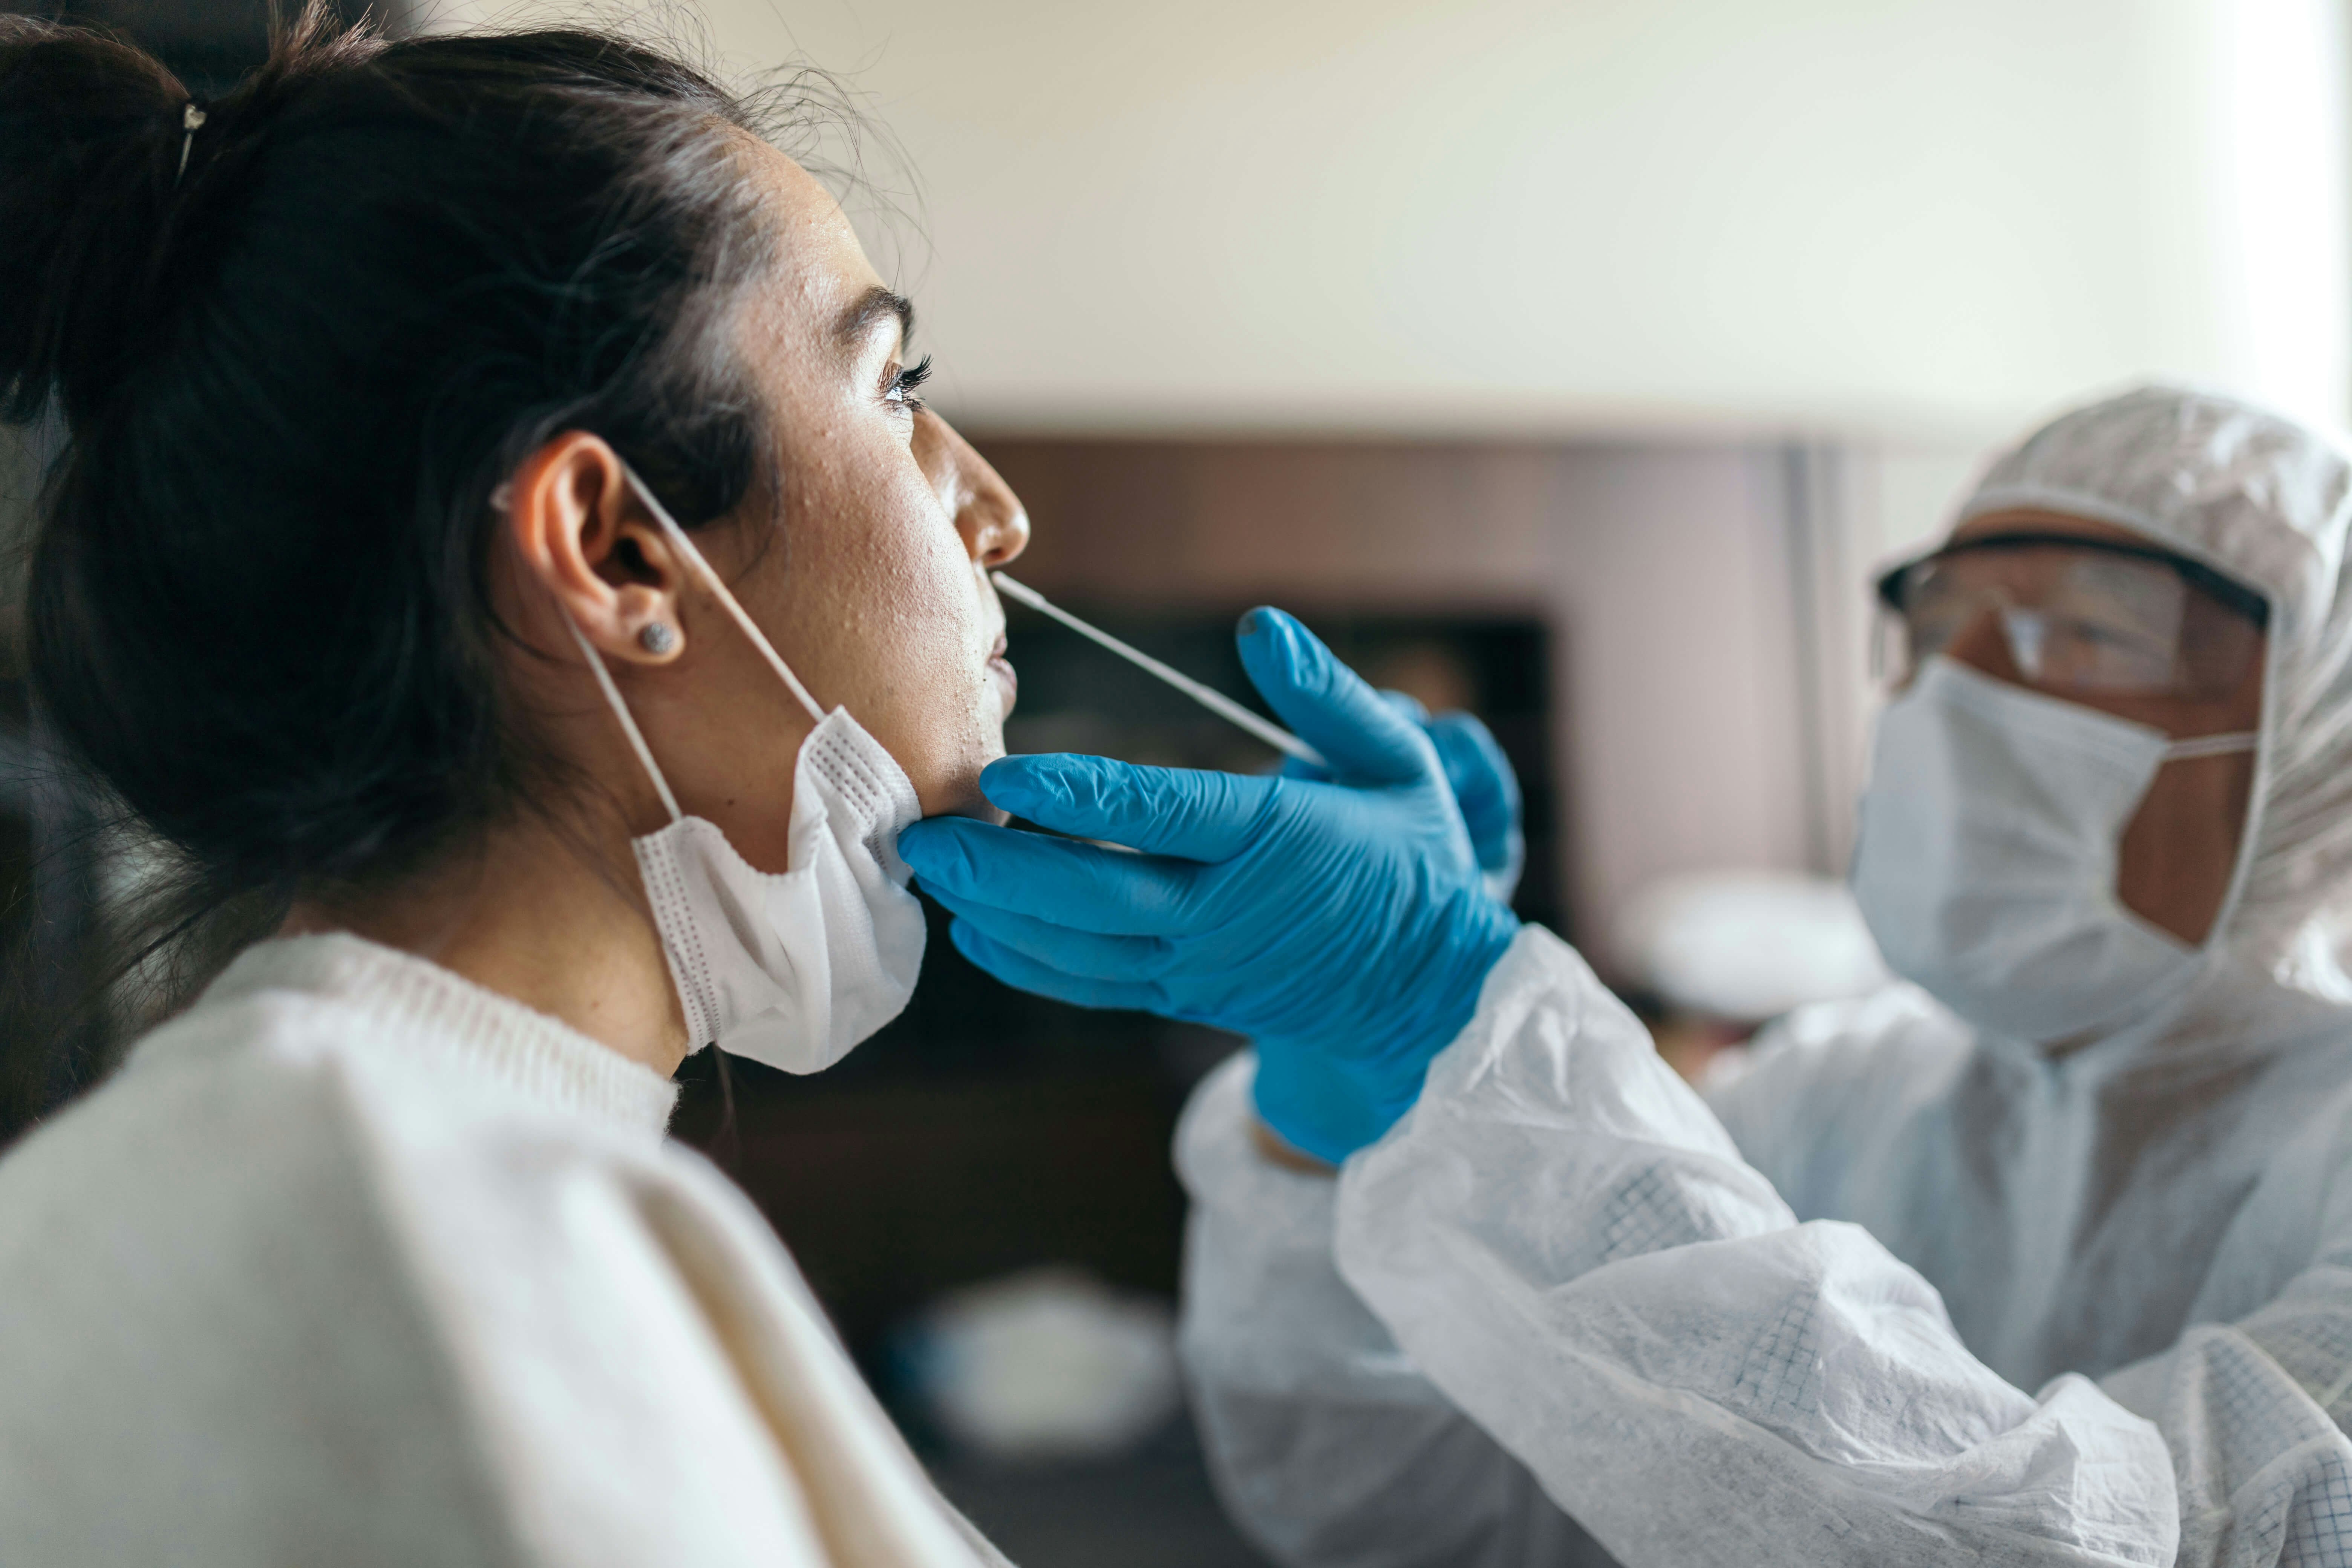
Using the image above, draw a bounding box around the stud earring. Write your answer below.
[639,622,678,655]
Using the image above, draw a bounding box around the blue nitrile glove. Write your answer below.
[897,608,1523,1165]
[1286,695,1525,907]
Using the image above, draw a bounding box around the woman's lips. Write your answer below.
[987,635,1017,715]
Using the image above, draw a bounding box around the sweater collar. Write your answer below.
[192,933,680,1135]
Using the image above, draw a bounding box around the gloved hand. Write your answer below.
[1288,695,1525,907]
[897,608,1522,1165]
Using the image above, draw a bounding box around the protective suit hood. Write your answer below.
[1949,384,2352,1010]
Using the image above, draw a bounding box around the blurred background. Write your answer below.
[1,1,2347,1561]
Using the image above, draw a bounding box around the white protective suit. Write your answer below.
[1178,386,2352,1568]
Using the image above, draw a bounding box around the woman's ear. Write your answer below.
[501,431,688,665]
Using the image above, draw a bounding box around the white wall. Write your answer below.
[1787,441,1987,877]
[424,0,2352,443]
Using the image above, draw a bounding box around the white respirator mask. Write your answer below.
[1850,656,2257,1046]
[563,468,926,1075]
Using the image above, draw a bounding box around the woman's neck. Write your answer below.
[279,813,689,1077]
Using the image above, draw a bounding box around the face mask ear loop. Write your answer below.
[618,465,829,729]
[2164,731,2262,761]
[562,613,684,825]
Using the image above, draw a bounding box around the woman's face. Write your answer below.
[609,140,1029,868]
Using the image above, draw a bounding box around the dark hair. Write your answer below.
[0,9,821,1061]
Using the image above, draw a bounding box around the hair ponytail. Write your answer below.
[0,18,196,424]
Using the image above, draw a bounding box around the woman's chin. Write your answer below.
[917,736,1010,824]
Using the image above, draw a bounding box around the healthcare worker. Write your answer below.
[902,384,2352,1566]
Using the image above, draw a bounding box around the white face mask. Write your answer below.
[1850,657,2257,1046]
[565,470,926,1075]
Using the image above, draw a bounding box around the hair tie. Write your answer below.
[176,102,207,183]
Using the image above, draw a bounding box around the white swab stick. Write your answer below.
[992,573,1329,769]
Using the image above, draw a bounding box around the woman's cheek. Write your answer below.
[881,657,984,815]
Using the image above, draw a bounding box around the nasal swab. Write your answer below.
[991,572,1329,769]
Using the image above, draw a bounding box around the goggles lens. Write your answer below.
[1875,536,2265,700]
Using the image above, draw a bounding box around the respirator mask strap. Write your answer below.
[557,460,833,815]
[618,467,828,729]
[562,614,684,824]
[2164,731,2260,762]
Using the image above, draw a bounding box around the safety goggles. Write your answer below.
[1873,531,2268,701]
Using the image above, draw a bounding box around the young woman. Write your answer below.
[0,12,1038,1564]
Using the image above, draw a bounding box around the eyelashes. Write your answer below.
[886,353,933,412]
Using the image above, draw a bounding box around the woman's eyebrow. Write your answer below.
[837,285,914,351]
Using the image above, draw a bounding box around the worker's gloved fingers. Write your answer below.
[897,816,1199,936]
[1385,690,1434,729]
[979,753,1276,863]
[1237,609,1435,787]
[1275,692,1427,784]
[1251,1049,1393,1169]
[1424,710,1523,875]
[948,920,1170,1014]
[922,890,1175,982]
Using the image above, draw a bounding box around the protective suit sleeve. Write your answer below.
[2098,1119,2352,1568]
[1331,925,2180,1567]
[1175,1053,1619,1568]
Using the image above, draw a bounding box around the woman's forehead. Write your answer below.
[736,135,887,302]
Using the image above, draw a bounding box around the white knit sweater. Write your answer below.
[0,934,1010,1568]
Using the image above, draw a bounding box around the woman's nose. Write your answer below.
[918,410,1031,568]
